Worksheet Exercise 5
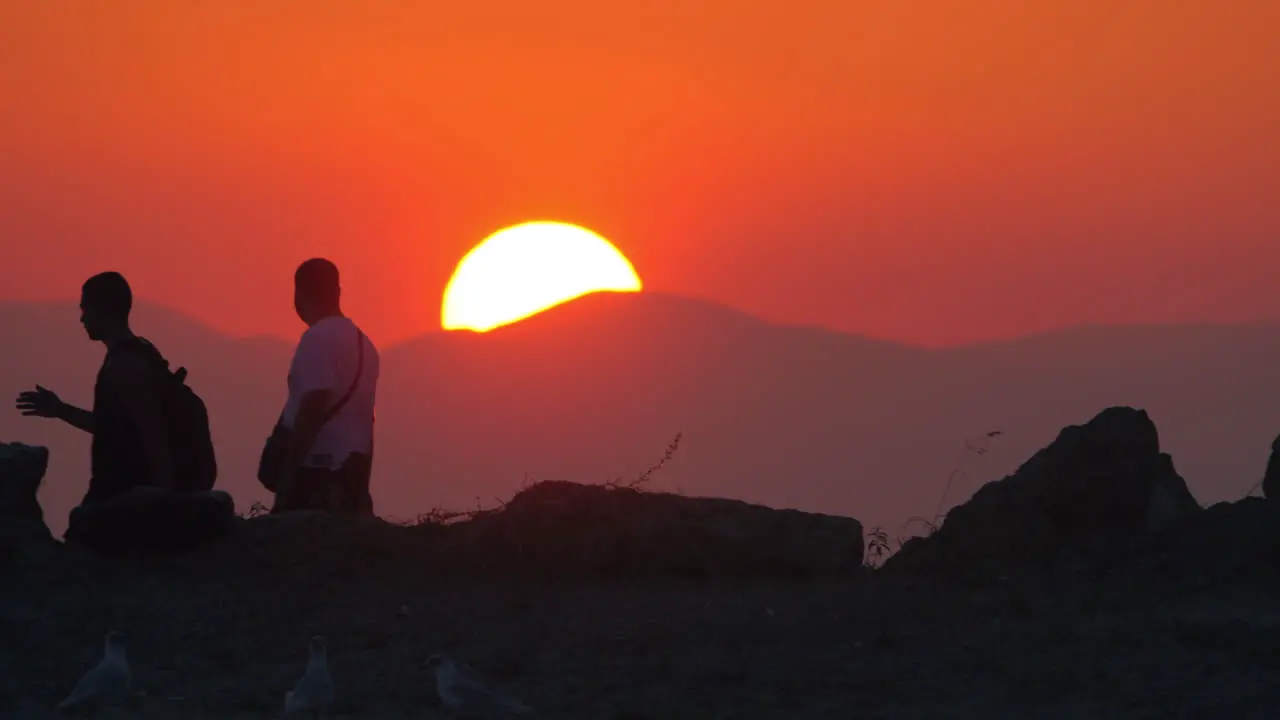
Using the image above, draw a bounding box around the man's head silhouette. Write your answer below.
[293,258,342,326]
[80,272,132,343]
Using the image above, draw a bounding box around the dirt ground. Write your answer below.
[4,524,1280,720]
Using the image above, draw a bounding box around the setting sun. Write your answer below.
[441,221,643,332]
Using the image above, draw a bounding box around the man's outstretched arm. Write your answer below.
[16,385,93,433]
[55,402,95,433]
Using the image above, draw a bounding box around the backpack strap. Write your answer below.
[317,328,365,428]
[128,336,179,382]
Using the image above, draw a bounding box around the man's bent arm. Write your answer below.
[106,354,175,490]
[55,403,94,433]
[283,390,331,478]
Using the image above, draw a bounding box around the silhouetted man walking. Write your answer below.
[258,258,379,514]
[14,271,221,546]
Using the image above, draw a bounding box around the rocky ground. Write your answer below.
[5,546,1280,719]
[4,407,1280,718]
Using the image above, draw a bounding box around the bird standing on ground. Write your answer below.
[425,654,531,718]
[285,635,335,718]
[57,631,131,712]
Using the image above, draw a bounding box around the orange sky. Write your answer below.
[1,1,1276,347]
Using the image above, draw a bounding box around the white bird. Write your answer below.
[57,631,131,712]
[425,654,531,718]
[284,635,335,718]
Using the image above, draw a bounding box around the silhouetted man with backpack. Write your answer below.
[14,271,229,549]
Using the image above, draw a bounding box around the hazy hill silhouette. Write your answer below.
[3,294,1279,537]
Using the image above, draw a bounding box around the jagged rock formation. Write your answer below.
[885,406,1203,580]
[1120,496,1280,591]
[0,442,58,568]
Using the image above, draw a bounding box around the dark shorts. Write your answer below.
[271,452,374,515]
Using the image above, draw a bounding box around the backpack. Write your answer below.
[1263,433,1280,501]
[137,339,219,493]
[165,366,218,492]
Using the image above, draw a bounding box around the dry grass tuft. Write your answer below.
[861,429,1002,568]
[394,432,684,528]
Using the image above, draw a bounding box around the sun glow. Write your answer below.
[441,221,643,332]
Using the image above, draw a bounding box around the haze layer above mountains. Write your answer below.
[3,293,1278,537]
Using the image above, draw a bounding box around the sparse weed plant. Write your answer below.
[384,432,684,528]
[864,527,892,568]
[604,432,682,491]
[862,429,1003,567]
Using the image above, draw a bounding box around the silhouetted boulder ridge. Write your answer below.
[886,406,1204,581]
[0,447,865,581]
[10,411,1280,716]
[429,480,866,579]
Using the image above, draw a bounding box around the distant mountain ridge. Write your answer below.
[2,293,1279,537]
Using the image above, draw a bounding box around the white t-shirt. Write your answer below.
[281,316,380,469]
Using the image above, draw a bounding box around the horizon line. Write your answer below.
[3,294,1278,354]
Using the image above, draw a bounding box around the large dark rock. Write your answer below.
[429,480,866,580]
[885,406,1202,581]
[1123,497,1280,590]
[0,442,58,567]
[1,440,237,563]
